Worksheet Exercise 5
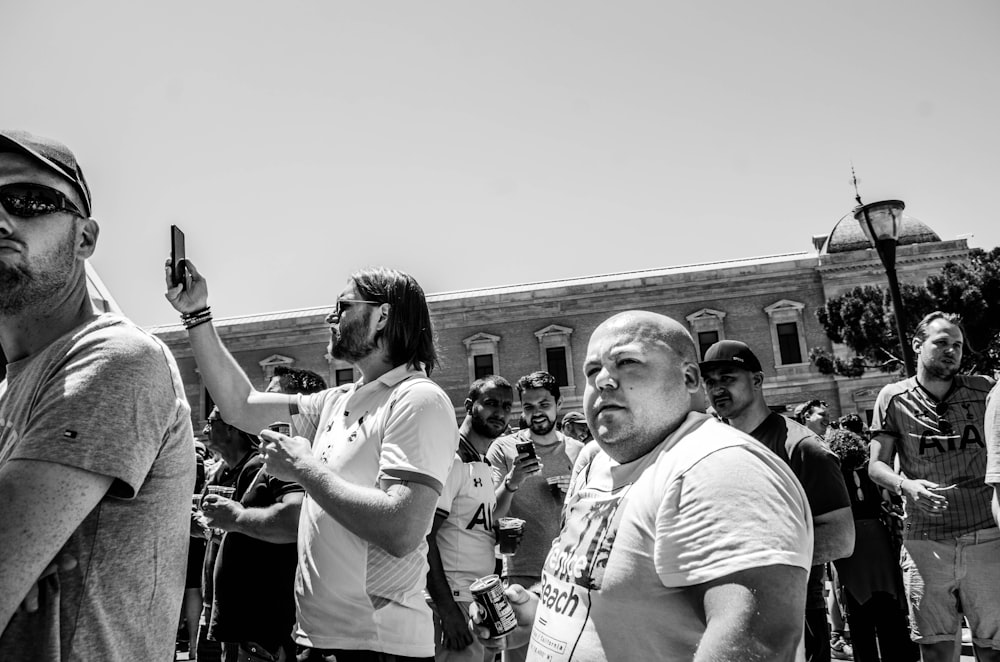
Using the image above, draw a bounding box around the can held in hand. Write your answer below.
[470,574,517,638]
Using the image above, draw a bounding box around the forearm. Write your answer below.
[231,500,301,544]
[426,539,458,609]
[0,461,112,630]
[868,435,903,492]
[868,458,903,491]
[295,460,435,556]
[494,482,515,518]
[812,509,856,564]
[186,322,288,432]
[695,620,799,662]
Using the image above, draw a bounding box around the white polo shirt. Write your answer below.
[290,364,458,655]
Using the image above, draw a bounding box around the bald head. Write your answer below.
[594,311,699,363]
[584,310,701,463]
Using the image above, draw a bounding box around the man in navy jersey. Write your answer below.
[869,312,999,662]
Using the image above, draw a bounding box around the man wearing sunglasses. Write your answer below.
[166,263,458,662]
[869,312,1000,662]
[0,130,195,660]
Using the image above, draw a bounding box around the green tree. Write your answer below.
[812,247,1000,377]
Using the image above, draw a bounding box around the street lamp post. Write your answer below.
[854,199,916,377]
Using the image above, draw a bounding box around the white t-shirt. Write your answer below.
[434,452,498,601]
[290,364,458,656]
[527,412,813,662]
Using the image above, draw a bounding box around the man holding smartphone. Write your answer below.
[0,130,194,660]
[868,312,1000,662]
[486,371,583,662]
[166,262,457,662]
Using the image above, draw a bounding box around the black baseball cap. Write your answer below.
[699,340,763,373]
[0,130,92,216]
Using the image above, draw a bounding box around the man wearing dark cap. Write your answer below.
[701,340,854,662]
[560,411,592,444]
[0,131,195,660]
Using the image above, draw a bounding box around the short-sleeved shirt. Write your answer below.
[209,453,303,651]
[749,411,850,608]
[526,413,813,662]
[0,314,195,662]
[872,375,995,539]
[487,431,584,582]
[985,382,1000,487]
[289,364,458,656]
[432,441,498,602]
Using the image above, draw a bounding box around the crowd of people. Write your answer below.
[2,130,1000,662]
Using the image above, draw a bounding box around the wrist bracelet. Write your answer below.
[183,313,213,330]
[504,477,519,493]
[895,476,906,495]
[181,306,211,322]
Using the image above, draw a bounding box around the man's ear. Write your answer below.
[373,303,391,331]
[752,371,765,389]
[683,364,702,392]
[76,217,99,259]
[465,398,474,415]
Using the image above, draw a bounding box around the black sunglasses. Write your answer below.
[324,298,381,324]
[0,182,85,219]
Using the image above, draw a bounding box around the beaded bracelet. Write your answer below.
[184,315,213,331]
[181,306,212,330]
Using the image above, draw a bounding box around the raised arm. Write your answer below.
[0,460,113,630]
[164,258,293,432]
[688,564,807,662]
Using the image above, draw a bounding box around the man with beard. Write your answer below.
[0,130,194,660]
[486,372,582,662]
[166,263,457,661]
[426,375,515,662]
[700,340,854,662]
[868,312,1000,662]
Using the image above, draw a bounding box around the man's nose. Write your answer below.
[594,366,617,390]
[0,211,15,235]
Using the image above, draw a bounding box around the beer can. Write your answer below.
[470,574,516,638]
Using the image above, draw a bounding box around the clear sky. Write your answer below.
[5,1,998,327]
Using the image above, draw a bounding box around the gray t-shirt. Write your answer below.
[487,431,583,582]
[0,314,195,662]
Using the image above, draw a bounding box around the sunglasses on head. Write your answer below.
[0,182,85,219]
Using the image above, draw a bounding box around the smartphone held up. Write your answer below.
[169,225,187,287]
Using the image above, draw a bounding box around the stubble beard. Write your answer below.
[0,232,76,315]
[926,360,960,381]
[471,414,505,440]
[529,416,555,436]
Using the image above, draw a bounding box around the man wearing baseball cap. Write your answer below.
[0,130,195,660]
[701,340,854,662]
[559,411,592,444]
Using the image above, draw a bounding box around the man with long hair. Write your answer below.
[166,263,457,662]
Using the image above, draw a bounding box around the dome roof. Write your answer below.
[823,213,941,254]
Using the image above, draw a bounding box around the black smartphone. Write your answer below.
[515,441,536,461]
[255,422,290,449]
[170,225,187,287]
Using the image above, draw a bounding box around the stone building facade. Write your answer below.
[150,217,969,430]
